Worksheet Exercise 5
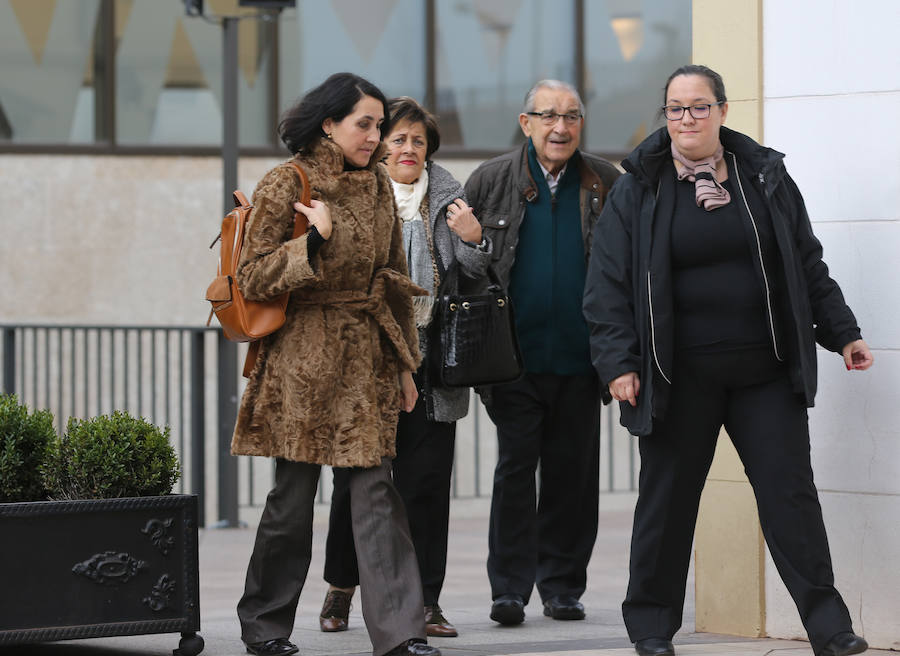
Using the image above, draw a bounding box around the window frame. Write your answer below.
[0,0,636,160]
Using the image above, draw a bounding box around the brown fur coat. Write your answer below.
[230,137,423,468]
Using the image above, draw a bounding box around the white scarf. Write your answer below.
[391,169,429,222]
[391,170,435,327]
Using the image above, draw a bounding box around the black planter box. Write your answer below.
[0,494,203,655]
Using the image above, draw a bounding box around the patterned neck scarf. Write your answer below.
[671,143,731,210]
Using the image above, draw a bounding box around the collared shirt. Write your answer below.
[537,160,569,197]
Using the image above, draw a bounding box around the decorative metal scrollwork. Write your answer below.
[141,517,175,556]
[142,574,177,611]
[72,551,147,585]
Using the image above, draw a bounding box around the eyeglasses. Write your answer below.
[525,110,583,125]
[662,101,724,121]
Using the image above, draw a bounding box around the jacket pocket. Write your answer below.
[479,210,510,261]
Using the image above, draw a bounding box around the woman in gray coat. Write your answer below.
[319,97,492,638]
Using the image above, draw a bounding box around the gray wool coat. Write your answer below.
[419,161,493,422]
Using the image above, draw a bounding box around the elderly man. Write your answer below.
[464,80,620,625]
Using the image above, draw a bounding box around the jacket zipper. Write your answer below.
[647,270,672,384]
[647,181,673,384]
[730,153,784,362]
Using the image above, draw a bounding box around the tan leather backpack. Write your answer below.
[206,161,310,377]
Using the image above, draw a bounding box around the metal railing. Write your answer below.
[1,323,638,527]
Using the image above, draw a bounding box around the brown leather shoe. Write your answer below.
[424,605,458,637]
[319,589,352,632]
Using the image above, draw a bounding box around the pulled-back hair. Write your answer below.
[278,72,390,155]
[662,65,727,104]
[387,96,441,159]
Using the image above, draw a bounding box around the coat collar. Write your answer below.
[622,126,786,187]
[515,140,602,204]
[299,136,387,177]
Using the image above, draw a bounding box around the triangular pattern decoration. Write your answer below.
[610,15,643,62]
[472,0,522,69]
[9,0,57,66]
[331,0,399,62]
[169,18,207,88]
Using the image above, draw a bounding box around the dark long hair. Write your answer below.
[662,64,728,105]
[387,96,441,159]
[278,73,390,155]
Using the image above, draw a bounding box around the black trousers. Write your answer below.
[623,347,853,654]
[325,396,456,606]
[485,371,601,603]
[238,457,425,655]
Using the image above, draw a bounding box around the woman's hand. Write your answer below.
[610,372,640,407]
[294,199,332,240]
[842,339,874,371]
[446,199,482,244]
[399,371,418,412]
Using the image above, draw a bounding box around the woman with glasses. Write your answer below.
[583,65,872,656]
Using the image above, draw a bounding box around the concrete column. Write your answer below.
[691,0,766,638]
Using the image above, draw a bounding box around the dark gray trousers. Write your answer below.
[237,457,425,655]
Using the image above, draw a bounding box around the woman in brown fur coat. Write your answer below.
[232,73,440,656]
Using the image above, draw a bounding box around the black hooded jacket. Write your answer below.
[583,126,862,436]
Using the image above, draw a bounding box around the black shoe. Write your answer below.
[490,593,525,625]
[245,638,299,656]
[384,638,441,656]
[819,632,868,656]
[634,637,675,656]
[542,595,585,620]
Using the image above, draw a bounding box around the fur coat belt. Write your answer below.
[295,268,427,372]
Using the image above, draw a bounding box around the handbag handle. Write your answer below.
[441,258,504,299]
[286,160,311,239]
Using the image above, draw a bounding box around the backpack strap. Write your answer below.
[286,161,311,239]
[240,161,313,378]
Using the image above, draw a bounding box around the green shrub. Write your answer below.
[43,411,181,500]
[0,394,56,502]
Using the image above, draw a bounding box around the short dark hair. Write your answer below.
[386,96,441,159]
[278,72,390,155]
[662,64,728,105]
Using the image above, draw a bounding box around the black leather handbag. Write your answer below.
[429,264,523,388]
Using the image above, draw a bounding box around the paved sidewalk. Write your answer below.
[1,494,892,656]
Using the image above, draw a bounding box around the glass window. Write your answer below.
[0,0,691,155]
[584,0,692,154]
[115,0,275,147]
[434,0,576,150]
[279,0,425,116]
[0,0,101,143]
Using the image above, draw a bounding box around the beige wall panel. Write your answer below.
[722,100,761,142]
[692,0,762,103]
[695,478,765,637]
[691,0,765,639]
[706,430,747,482]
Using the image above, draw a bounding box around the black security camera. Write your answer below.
[183,0,203,16]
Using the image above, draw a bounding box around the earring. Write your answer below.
[326,132,333,139]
